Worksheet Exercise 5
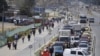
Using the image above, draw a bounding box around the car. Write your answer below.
[80,41,91,45]
[71,36,80,45]
[53,46,63,56]
[80,37,90,42]
[14,18,33,26]
[78,43,90,52]
[53,41,64,46]
[89,18,94,23]
[80,15,87,23]
[5,17,14,23]
[63,48,89,56]
[75,30,82,36]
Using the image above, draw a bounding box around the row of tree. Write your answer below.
[15,0,35,16]
[0,0,8,13]
[0,0,35,16]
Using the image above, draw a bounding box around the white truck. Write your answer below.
[63,48,89,56]
[68,21,81,31]
[59,29,71,37]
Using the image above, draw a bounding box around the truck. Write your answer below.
[59,29,71,37]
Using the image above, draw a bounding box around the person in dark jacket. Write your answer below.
[49,46,54,56]
[7,41,11,50]
[32,29,36,36]
[51,23,54,28]
[38,27,42,34]
[22,35,25,43]
[27,34,31,41]
[13,41,17,50]
[42,26,44,31]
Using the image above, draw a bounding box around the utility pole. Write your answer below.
[42,0,45,26]
[2,5,4,37]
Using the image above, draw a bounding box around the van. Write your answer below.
[63,48,88,56]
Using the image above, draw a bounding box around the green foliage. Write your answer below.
[19,0,35,16]
[0,0,8,13]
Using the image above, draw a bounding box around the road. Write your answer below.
[90,11,100,56]
[69,1,100,56]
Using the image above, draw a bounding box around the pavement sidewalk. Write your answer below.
[0,21,59,56]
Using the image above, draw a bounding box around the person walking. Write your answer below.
[46,25,49,30]
[49,46,53,56]
[13,41,17,50]
[48,27,51,35]
[51,23,54,28]
[27,34,31,41]
[42,26,44,31]
[38,27,42,34]
[22,35,25,43]
[32,28,36,36]
[14,34,18,42]
[7,41,11,50]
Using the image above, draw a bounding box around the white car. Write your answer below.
[71,36,80,45]
[63,48,89,56]
[78,43,90,52]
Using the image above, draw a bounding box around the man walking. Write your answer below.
[32,28,36,36]
[22,35,25,43]
[13,41,17,50]
[14,34,18,42]
[38,27,42,34]
[7,41,11,50]
[27,34,31,41]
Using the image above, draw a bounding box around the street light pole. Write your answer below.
[42,0,45,26]
[2,5,4,36]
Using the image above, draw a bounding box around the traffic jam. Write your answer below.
[40,14,94,56]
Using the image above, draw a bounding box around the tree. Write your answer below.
[0,0,8,13]
[16,0,35,16]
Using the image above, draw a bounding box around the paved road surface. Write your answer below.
[90,11,100,56]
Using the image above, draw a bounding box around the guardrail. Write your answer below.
[92,36,96,56]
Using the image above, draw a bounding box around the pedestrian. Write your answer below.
[46,25,49,30]
[67,42,70,48]
[39,27,42,34]
[51,23,54,28]
[27,34,31,41]
[13,41,17,50]
[63,43,67,49]
[42,26,44,31]
[7,41,11,50]
[48,28,51,34]
[49,46,53,56]
[14,34,18,42]
[22,35,25,43]
[32,29,36,36]
[63,41,67,49]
